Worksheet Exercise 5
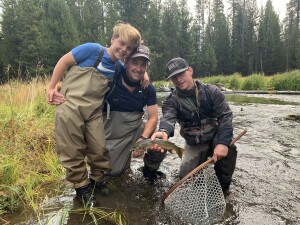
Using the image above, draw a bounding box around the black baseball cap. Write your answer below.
[165,57,189,80]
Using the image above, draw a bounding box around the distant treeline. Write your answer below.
[0,0,300,82]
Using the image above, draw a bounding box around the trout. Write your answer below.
[131,139,185,159]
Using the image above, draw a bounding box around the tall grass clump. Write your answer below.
[200,73,242,90]
[269,70,300,91]
[200,74,228,85]
[0,77,65,216]
[228,73,242,90]
[152,80,172,90]
[240,73,266,90]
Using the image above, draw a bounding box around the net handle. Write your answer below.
[162,129,247,203]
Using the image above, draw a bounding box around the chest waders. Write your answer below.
[55,53,112,189]
[104,111,144,176]
[104,86,165,175]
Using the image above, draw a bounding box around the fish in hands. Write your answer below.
[131,139,185,159]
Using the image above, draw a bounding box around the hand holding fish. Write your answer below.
[130,138,152,158]
[150,131,169,153]
[130,138,185,159]
[131,138,146,158]
[131,149,145,158]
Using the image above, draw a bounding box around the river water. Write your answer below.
[4,94,300,225]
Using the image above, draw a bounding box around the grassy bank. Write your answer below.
[0,77,64,217]
[152,70,300,91]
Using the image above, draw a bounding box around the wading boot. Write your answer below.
[75,184,97,207]
[222,188,231,197]
[142,166,165,183]
[220,181,232,197]
[90,179,110,195]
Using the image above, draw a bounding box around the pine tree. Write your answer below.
[191,0,208,76]
[200,34,217,76]
[177,0,195,64]
[39,0,79,72]
[258,0,284,74]
[143,0,164,80]
[283,0,300,70]
[0,0,20,72]
[119,0,151,33]
[161,0,180,66]
[100,0,121,46]
[210,0,231,74]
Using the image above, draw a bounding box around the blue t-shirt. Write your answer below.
[104,69,157,112]
[72,42,123,79]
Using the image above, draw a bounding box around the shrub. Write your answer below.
[240,74,266,90]
[269,70,300,91]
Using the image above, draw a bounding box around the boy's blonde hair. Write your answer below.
[112,22,141,49]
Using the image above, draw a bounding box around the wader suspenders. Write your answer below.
[105,63,120,119]
[93,47,105,68]
[204,84,213,111]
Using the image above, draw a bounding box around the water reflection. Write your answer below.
[225,94,299,105]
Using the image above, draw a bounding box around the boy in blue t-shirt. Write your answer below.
[47,22,141,207]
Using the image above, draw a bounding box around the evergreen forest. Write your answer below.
[0,0,300,82]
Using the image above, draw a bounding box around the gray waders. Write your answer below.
[104,111,144,176]
[55,66,111,189]
[104,111,165,176]
[179,135,237,191]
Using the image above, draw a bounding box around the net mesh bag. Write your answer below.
[164,164,226,224]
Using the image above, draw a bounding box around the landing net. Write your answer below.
[163,130,247,224]
[164,164,225,224]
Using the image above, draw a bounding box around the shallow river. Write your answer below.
[5,94,300,225]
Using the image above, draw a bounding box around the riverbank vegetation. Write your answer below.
[153,70,300,91]
[0,78,127,224]
[0,77,63,215]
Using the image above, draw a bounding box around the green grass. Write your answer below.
[152,70,300,91]
[201,71,300,91]
[0,77,64,216]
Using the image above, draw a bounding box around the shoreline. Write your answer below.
[156,89,300,95]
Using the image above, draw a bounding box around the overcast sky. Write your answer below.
[187,0,288,21]
[0,1,289,21]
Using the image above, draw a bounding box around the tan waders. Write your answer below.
[55,66,111,189]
